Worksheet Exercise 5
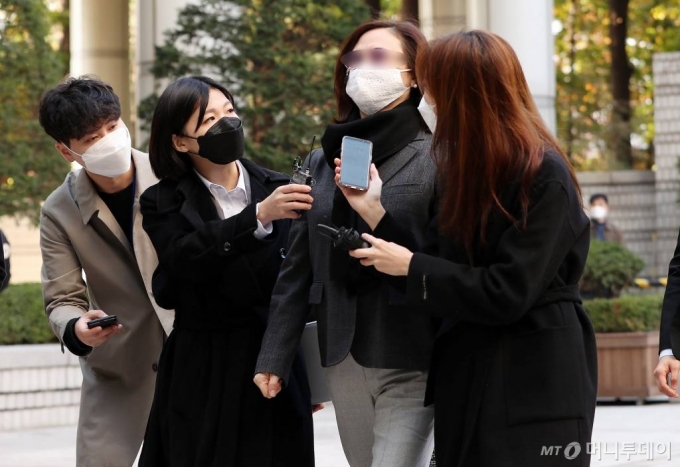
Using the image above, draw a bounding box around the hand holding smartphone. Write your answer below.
[87,315,118,329]
[339,136,373,191]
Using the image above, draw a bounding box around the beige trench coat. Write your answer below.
[40,150,174,466]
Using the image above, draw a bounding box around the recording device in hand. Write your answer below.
[339,136,372,191]
[290,137,317,214]
[291,136,317,187]
[290,157,315,187]
[87,315,118,329]
[317,224,369,250]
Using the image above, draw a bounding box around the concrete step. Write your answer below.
[0,345,81,430]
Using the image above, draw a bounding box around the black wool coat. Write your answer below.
[377,151,598,467]
[138,159,313,467]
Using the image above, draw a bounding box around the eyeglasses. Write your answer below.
[340,48,408,69]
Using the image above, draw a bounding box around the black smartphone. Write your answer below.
[87,315,118,329]
[339,136,373,191]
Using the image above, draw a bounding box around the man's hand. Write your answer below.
[253,372,283,399]
[654,355,680,398]
[74,310,123,347]
[312,403,326,413]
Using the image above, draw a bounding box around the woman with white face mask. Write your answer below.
[254,20,438,467]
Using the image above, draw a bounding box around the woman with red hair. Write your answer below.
[336,30,597,466]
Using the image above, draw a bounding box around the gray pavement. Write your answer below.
[0,403,350,467]
[2,402,680,466]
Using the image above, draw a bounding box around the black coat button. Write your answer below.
[223,242,231,252]
[152,363,159,372]
[279,248,287,259]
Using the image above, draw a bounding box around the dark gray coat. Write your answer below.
[256,131,440,382]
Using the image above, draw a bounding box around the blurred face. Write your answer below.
[343,28,414,87]
[172,88,239,156]
[56,118,124,166]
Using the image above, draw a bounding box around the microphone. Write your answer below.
[316,223,369,250]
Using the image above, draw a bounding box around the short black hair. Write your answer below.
[148,76,235,181]
[589,193,609,205]
[38,75,121,145]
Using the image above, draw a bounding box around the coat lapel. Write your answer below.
[130,150,175,335]
[377,131,427,184]
[74,168,133,255]
[244,165,271,204]
[175,171,220,229]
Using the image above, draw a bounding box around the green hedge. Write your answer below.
[584,294,664,333]
[0,283,57,345]
[581,240,646,298]
[0,284,666,341]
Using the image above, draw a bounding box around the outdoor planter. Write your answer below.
[595,331,661,401]
[585,295,664,402]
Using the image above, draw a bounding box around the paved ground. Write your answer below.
[2,402,680,466]
[0,403,350,467]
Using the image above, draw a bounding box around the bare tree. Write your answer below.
[565,0,577,159]
[402,0,419,22]
[609,0,633,167]
[365,0,380,19]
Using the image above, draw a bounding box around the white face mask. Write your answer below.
[66,124,132,177]
[417,97,437,133]
[590,205,608,220]
[346,67,411,116]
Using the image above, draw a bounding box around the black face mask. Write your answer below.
[186,117,245,165]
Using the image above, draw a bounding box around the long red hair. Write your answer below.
[416,30,581,249]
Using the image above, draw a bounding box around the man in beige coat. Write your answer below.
[38,76,174,466]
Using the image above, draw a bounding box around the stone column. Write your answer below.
[487,0,556,134]
[419,0,466,39]
[134,0,190,144]
[417,0,556,134]
[70,0,131,128]
[653,52,680,276]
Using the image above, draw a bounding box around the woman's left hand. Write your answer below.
[349,233,413,276]
[334,160,385,230]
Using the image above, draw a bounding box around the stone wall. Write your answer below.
[0,345,80,430]
[653,52,680,278]
[577,171,661,277]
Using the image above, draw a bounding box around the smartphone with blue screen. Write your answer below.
[339,136,373,191]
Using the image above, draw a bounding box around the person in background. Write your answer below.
[589,193,624,244]
[254,20,438,467]
[138,76,315,466]
[339,30,597,466]
[0,229,9,292]
[38,76,174,466]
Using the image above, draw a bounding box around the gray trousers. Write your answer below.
[324,353,435,467]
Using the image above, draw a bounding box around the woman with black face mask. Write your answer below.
[138,76,315,467]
